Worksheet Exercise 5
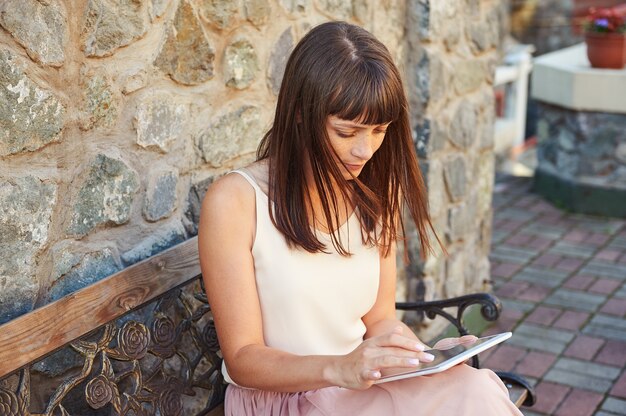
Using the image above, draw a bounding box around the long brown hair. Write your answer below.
[257,21,439,258]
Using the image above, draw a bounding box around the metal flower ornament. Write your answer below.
[0,281,226,415]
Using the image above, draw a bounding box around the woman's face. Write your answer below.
[325,115,390,179]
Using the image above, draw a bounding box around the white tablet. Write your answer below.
[374,332,512,384]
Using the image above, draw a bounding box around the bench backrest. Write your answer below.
[0,238,225,415]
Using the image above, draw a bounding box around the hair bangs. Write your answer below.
[328,60,402,126]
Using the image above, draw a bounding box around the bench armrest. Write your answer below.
[395,292,502,368]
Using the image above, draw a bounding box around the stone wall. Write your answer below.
[396,0,503,336]
[0,0,500,339]
[0,0,405,326]
[534,103,626,218]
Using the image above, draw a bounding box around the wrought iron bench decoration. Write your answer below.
[0,239,535,415]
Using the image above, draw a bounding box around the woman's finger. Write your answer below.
[432,335,478,350]
[371,346,435,362]
[364,369,382,380]
[372,331,427,352]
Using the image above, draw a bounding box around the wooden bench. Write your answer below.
[0,238,535,415]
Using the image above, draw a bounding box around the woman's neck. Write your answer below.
[302,159,354,233]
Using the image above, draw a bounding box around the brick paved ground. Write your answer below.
[481,175,626,416]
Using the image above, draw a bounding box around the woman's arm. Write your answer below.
[363,242,477,353]
[199,174,430,391]
[362,242,424,341]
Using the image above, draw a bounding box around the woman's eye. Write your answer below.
[337,131,354,138]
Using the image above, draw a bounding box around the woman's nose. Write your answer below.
[352,133,375,160]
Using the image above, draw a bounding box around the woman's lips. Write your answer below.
[345,163,364,171]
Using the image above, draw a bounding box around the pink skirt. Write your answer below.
[225,364,523,415]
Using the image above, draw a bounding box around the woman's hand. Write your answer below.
[327,326,434,390]
[432,335,478,350]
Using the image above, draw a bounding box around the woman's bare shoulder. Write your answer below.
[201,160,270,219]
[201,171,254,216]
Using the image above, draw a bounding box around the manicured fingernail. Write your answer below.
[422,353,435,362]
[415,343,425,351]
[408,358,420,366]
[371,371,381,378]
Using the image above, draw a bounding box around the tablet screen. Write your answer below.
[375,332,512,383]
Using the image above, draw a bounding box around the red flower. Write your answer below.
[586,7,626,33]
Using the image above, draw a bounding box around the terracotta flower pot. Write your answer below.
[585,31,626,69]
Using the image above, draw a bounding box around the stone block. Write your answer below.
[449,100,477,149]
[143,169,179,222]
[476,152,494,216]
[479,111,495,150]
[581,125,620,161]
[452,60,484,95]
[224,39,259,90]
[478,212,493,254]
[468,18,495,54]
[425,158,444,217]
[198,0,239,30]
[184,175,215,236]
[155,1,215,85]
[267,27,294,96]
[316,0,352,20]
[442,23,461,51]
[197,106,262,168]
[0,176,57,324]
[82,0,148,57]
[134,92,187,152]
[0,0,68,66]
[427,53,449,105]
[414,118,446,158]
[554,151,579,177]
[447,203,467,243]
[48,248,120,302]
[151,0,169,20]
[443,155,467,203]
[0,49,65,156]
[120,65,148,94]
[557,128,576,152]
[473,255,490,292]
[244,0,271,27]
[81,74,117,130]
[616,143,626,164]
[121,222,186,266]
[68,154,139,237]
[279,0,309,14]
[444,251,465,298]
[412,53,430,109]
[352,0,369,23]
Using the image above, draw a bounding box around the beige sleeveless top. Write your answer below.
[222,170,380,385]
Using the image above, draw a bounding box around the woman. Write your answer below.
[198,21,522,415]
